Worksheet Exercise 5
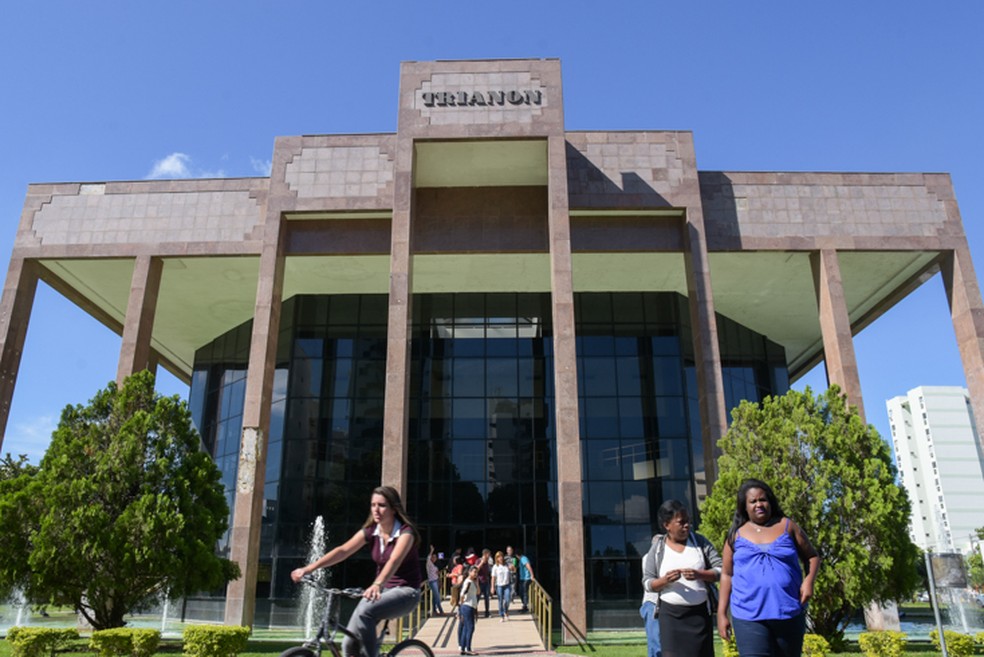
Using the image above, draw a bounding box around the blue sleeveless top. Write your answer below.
[730,521,804,621]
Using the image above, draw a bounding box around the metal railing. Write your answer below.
[527,579,553,651]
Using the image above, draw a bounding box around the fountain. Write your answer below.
[13,588,30,627]
[299,515,327,638]
[160,590,171,634]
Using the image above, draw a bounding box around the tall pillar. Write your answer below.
[224,141,287,629]
[380,138,414,498]
[810,249,866,420]
[116,255,163,386]
[682,220,728,485]
[0,258,40,445]
[812,250,901,629]
[941,245,984,454]
[547,134,587,643]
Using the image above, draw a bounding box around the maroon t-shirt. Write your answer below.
[363,522,422,589]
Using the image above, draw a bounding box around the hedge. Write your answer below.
[182,626,250,657]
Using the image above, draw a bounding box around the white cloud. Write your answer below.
[147,152,193,179]
[4,414,57,464]
[251,157,272,176]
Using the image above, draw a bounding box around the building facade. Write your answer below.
[887,386,984,552]
[2,59,984,635]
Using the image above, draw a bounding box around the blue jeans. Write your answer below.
[428,579,444,613]
[639,601,662,657]
[458,604,476,651]
[344,586,420,657]
[496,584,511,617]
[517,579,530,610]
[732,613,806,657]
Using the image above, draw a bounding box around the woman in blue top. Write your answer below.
[292,486,422,657]
[716,480,820,657]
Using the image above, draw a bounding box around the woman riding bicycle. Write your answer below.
[292,486,422,657]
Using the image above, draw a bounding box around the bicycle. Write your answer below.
[279,575,434,657]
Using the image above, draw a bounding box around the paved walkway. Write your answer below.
[414,595,549,655]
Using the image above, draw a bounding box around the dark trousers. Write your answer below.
[517,579,530,609]
[479,580,490,616]
[732,613,806,657]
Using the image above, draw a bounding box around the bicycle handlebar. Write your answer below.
[300,574,364,598]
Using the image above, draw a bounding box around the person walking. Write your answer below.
[449,555,464,611]
[505,545,518,601]
[458,566,480,655]
[640,534,662,657]
[477,548,492,618]
[491,551,512,621]
[426,545,445,615]
[642,499,721,657]
[515,547,534,613]
[717,479,820,657]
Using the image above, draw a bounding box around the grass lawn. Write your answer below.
[0,635,948,657]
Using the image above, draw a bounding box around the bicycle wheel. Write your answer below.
[385,638,434,657]
[279,647,317,657]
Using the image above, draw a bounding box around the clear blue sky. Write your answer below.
[1,1,981,462]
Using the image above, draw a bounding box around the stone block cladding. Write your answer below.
[700,172,952,246]
[284,146,394,199]
[28,181,265,247]
[566,132,695,209]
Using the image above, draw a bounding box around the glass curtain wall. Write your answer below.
[189,291,787,629]
[577,292,788,628]
[190,295,389,626]
[407,292,561,598]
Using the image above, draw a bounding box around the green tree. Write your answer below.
[700,386,920,645]
[0,453,38,480]
[0,371,239,629]
[0,454,39,600]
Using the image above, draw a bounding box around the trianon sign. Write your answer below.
[421,90,543,107]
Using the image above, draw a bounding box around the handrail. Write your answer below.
[527,579,553,651]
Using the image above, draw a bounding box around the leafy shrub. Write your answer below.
[182,626,250,657]
[721,635,739,657]
[6,627,80,657]
[90,629,161,657]
[857,630,907,657]
[975,632,984,651]
[802,633,831,657]
[930,629,975,657]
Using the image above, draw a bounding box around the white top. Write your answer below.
[426,558,439,582]
[657,539,708,606]
[460,578,479,608]
[492,563,511,586]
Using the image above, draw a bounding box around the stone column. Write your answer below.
[547,134,587,643]
[810,249,866,420]
[941,245,984,455]
[812,250,901,629]
[682,220,728,486]
[224,142,287,629]
[0,258,40,445]
[116,255,163,386]
[380,138,414,498]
